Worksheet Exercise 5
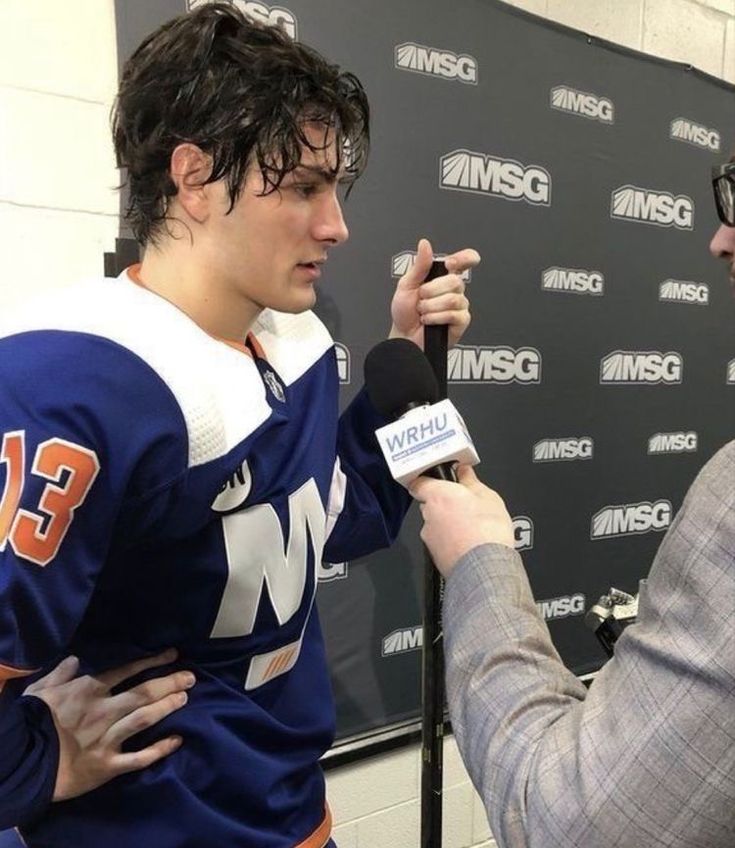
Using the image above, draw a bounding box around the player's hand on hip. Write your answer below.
[389,238,477,349]
[409,464,515,577]
[23,649,194,801]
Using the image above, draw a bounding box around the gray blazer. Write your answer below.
[444,441,735,848]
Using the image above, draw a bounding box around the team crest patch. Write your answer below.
[263,370,285,403]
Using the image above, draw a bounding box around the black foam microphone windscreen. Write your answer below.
[363,338,439,420]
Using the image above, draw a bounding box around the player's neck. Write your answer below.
[137,247,263,343]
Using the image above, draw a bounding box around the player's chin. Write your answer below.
[278,286,317,314]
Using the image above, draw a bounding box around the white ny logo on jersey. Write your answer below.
[210,478,325,638]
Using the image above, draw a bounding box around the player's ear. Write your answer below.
[169,143,214,224]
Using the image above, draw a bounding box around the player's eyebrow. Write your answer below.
[290,164,352,184]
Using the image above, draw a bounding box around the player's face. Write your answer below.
[709,153,735,298]
[208,123,350,317]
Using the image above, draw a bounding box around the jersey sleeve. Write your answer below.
[323,385,412,562]
[0,330,188,826]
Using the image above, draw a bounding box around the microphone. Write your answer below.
[364,338,479,486]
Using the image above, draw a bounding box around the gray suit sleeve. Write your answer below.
[444,441,735,848]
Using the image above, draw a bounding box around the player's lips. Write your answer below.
[295,259,326,280]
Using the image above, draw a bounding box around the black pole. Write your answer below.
[420,259,449,848]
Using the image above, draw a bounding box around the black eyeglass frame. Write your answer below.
[712,162,735,227]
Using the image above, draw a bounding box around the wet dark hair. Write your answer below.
[112,2,370,245]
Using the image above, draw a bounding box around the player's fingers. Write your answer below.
[105,691,188,748]
[422,309,471,328]
[97,648,178,691]
[108,671,195,720]
[443,248,480,274]
[24,656,80,694]
[418,292,468,316]
[109,735,183,777]
[399,238,433,290]
[418,275,465,299]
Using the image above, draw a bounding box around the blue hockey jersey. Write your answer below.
[0,268,410,847]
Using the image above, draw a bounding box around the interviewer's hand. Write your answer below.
[24,649,194,802]
[389,238,477,349]
[409,465,515,577]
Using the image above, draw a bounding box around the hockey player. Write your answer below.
[0,4,476,847]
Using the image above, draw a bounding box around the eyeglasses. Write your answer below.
[712,162,735,227]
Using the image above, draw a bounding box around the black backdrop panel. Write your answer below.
[114,0,735,741]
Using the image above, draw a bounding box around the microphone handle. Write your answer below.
[423,260,449,399]
[425,462,458,483]
[421,258,450,848]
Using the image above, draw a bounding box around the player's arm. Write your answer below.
[0,333,189,826]
[323,239,477,561]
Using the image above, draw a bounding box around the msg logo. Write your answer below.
[318,561,349,582]
[659,280,709,305]
[512,516,534,551]
[382,626,423,656]
[537,594,586,620]
[533,437,593,462]
[670,118,720,152]
[611,185,693,230]
[591,500,672,539]
[188,0,298,39]
[395,42,477,84]
[542,267,604,296]
[449,345,541,384]
[440,150,551,206]
[600,351,682,385]
[648,432,698,454]
[391,251,472,283]
[728,360,735,385]
[550,85,614,123]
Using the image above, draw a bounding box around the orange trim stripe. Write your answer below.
[294,806,332,848]
[264,656,280,680]
[0,662,34,681]
[246,332,266,360]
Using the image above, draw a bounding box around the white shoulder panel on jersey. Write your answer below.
[251,308,334,386]
[0,275,273,468]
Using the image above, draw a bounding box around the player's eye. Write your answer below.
[293,183,320,198]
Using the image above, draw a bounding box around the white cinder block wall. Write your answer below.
[0,0,120,312]
[2,1,733,846]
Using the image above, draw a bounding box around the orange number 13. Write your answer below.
[0,432,100,567]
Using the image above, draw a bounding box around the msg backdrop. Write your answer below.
[114,0,735,742]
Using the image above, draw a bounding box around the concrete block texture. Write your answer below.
[354,799,420,846]
[499,0,549,15]
[441,782,476,848]
[0,0,117,104]
[725,17,735,81]
[441,735,473,789]
[0,203,117,308]
[0,88,118,214]
[326,747,418,823]
[546,0,645,51]
[331,822,358,848]
[693,0,735,15]
[644,0,730,76]
[472,788,493,844]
